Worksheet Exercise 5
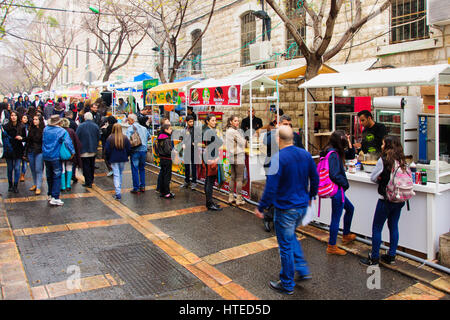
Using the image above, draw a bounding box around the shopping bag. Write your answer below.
[302,200,316,226]
[217,163,225,189]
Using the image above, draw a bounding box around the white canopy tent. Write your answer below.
[300,64,450,260]
[190,73,283,156]
[299,63,450,193]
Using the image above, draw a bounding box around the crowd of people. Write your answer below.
[0,96,410,295]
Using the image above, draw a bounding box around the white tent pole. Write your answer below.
[435,76,440,192]
[276,80,280,126]
[332,87,336,132]
[304,88,308,152]
[250,82,253,157]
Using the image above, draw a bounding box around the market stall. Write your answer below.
[299,63,450,260]
[188,73,283,199]
[146,80,200,175]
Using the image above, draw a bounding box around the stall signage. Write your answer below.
[143,79,159,106]
[189,85,241,106]
[149,89,182,105]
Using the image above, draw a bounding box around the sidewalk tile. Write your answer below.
[185,264,220,288]
[430,277,450,294]
[31,286,49,300]
[194,261,232,286]
[223,282,259,300]
[2,281,32,300]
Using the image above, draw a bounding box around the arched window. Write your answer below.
[286,0,306,59]
[191,29,202,75]
[241,12,256,66]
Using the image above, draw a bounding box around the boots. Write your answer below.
[13,183,18,193]
[228,193,235,204]
[20,173,25,182]
[61,173,66,191]
[327,244,347,255]
[8,182,13,192]
[29,185,37,191]
[342,233,357,245]
[66,171,72,191]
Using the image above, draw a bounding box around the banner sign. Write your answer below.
[189,85,241,107]
[148,89,182,105]
[143,79,159,106]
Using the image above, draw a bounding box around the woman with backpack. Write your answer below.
[2,111,26,193]
[320,130,356,255]
[60,118,82,192]
[360,135,411,266]
[25,115,45,195]
[105,123,131,200]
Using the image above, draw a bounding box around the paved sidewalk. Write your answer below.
[0,160,448,300]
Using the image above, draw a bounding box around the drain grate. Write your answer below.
[98,243,198,298]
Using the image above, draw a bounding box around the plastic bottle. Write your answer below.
[421,169,427,185]
[410,162,416,184]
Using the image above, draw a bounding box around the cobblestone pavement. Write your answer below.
[0,159,449,301]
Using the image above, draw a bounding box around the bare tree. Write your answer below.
[0,0,35,40]
[0,56,37,94]
[12,12,77,91]
[83,0,149,82]
[266,0,391,80]
[130,0,216,83]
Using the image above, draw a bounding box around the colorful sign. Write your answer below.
[143,79,159,106]
[149,89,182,105]
[189,85,241,107]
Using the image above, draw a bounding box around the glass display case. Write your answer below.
[375,109,403,139]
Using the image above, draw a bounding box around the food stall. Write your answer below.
[147,80,200,175]
[299,63,450,260]
[188,73,283,199]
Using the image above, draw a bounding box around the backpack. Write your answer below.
[130,125,142,148]
[316,150,344,217]
[386,161,415,203]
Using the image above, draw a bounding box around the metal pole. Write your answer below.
[304,88,308,152]
[276,80,280,126]
[250,82,253,157]
[435,76,440,191]
[332,87,336,132]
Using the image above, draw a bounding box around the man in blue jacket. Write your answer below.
[43,115,75,206]
[255,125,319,295]
[76,112,101,188]
[126,114,150,194]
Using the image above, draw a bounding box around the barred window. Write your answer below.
[241,12,256,66]
[191,29,202,75]
[286,0,306,58]
[391,0,429,44]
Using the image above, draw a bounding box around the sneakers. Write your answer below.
[326,244,347,255]
[295,273,312,282]
[228,193,235,204]
[190,183,197,190]
[107,171,114,177]
[360,253,379,266]
[29,185,37,191]
[269,280,294,295]
[235,196,245,206]
[20,174,25,182]
[114,194,121,200]
[161,192,175,199]
[49,198,64,206]
[381,254,396,265]
[35,189,41,195]
[47,195,53,202]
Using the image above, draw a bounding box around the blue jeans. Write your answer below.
[6,158,21,185]
[111,162,126,196]
[28,152,44,190]
[371,199,405,259]
[329,190,355,245]
[45,160,62,199]
[130,151,146,190]
[274,207,309,291]
[21,159,27,174]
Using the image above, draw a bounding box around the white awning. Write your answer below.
[330,58,378,73]
[299,64,450,89]
[191,73,282,90]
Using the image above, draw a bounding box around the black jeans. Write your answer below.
[204,165,217,207]
[184,150,197,184]
[160,158,172,196]
[82,156,96,186]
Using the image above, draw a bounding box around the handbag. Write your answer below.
[60,133,73,161]
[130,125,142,148]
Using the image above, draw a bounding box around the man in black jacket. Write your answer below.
[156,123,174,198]
[179,115,200,190]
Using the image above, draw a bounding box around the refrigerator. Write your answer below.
[373,96,422,159]
[331,96,371,144]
